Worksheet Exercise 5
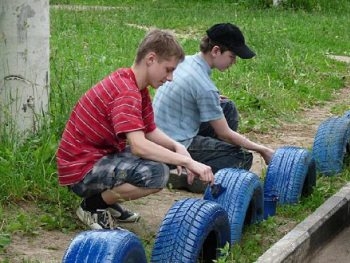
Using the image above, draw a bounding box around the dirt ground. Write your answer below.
[2,58,349,262]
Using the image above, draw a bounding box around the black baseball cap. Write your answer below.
[206,23,256,59]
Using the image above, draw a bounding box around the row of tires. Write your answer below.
[62,111,350,263]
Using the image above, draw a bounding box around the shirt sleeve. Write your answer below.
[197,90,224,122]
[110,89,146,137]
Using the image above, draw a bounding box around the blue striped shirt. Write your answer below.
[153,53,223,147]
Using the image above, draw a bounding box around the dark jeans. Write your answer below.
[198,98,239,136]
[188,99,253,173]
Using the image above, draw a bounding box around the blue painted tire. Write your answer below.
[203,168,264,244]
[151,198,230,263]
[62,229,147,263]
[264,146,316,205]
[312,116,350,176]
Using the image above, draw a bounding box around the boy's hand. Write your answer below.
[185,161,214,186]
[172,142,213,185]
[260,147,275,165]
[174,144,193,176]
[219,94,228,101]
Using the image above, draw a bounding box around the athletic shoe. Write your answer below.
[107,203,141,223]
[76,205,118,230]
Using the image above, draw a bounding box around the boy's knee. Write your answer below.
[221,99,237,112]
[221,99,239,131]
[146,162,170,188]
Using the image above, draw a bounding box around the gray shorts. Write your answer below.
[69,147,169,198]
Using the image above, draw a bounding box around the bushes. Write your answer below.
[238,0,350,13]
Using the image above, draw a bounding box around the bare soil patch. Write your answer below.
[2,85,349,262]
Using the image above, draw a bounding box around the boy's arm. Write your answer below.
[125,129,214,185]
[145,128,187,154]
[145,128,192,175]
[209,118,275,164]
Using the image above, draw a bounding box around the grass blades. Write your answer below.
[1,0,349,261]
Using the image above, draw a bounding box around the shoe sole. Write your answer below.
[107,208,141,223]
[116,213,141,223]
[117,215,141,223]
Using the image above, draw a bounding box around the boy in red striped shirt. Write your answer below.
[56,28,214,230]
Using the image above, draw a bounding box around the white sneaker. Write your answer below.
[76,206,118,229]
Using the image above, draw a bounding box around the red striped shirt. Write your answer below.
[56,68,156,185]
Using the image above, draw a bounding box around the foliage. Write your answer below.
[0,233,11,254]
[236,0,350,13]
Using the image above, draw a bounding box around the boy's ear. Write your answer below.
[145,51,157,66]
[211,45,221,56]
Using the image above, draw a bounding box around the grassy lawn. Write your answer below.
[1,0,350,262]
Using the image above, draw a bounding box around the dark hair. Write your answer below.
[135,28,185,64]
[199,35,230,54]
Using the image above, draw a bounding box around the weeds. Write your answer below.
[0,233,11,254]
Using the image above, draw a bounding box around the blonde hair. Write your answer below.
[135,28,185,64]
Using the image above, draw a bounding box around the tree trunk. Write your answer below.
[0,0,49,136]
[273,0,282,6]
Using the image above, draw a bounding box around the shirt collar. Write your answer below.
[192,53,212,75]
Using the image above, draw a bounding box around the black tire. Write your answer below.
[151,198,230,263]
[312,116,350,176]
[341,112,350,159]
[62,229,147,263]
[167,170,208,193]
[203,168,264,244]
[264,146,316,205]
[301,158,317,197]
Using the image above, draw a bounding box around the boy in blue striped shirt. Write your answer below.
[153,23,274,192]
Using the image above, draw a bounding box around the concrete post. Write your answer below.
[273,0,282,6]
[0,0,49,136]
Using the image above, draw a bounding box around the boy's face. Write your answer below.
[212,49,237,71]
[147,54,180,88]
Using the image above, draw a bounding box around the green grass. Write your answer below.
[49,1,350,132]
[1,0,350,262]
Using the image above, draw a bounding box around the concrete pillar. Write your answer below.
[0,0,50,136]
